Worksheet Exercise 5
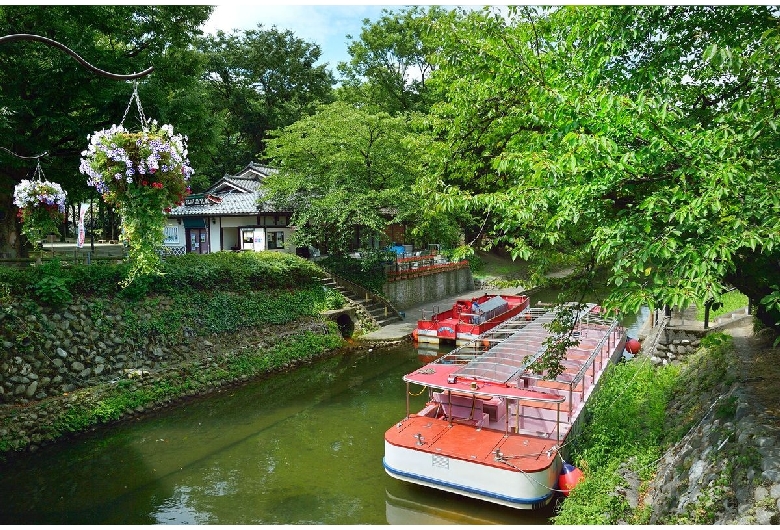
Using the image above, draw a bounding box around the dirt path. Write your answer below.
[729,323,780,428]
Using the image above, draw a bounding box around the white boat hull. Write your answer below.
[383,441,561,510]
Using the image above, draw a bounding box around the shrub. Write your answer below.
[2,251,324,298]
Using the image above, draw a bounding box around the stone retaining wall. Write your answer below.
[381,263,474,310]
[1,297,206,405]
[630,312,780,524]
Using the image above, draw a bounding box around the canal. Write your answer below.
[0,295,646,524]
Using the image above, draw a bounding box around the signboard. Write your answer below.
[77,203,86,248]
[184,194,222,206]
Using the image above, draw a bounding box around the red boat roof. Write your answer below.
[403,363,564,403]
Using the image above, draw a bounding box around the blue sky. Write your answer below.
[202,4,417,72]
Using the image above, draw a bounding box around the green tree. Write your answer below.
[419,5,780,329]
[337,6,449,114]
[0,5,213,256]
[198,26,335,181]
[264,101,423,255]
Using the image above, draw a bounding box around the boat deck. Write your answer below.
[385,416,558,473]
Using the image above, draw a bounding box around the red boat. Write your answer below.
[413,294,530,345]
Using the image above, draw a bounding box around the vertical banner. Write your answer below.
[77,203,86,249]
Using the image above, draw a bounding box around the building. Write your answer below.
[164,163,294,256]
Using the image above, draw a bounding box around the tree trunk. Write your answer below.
[0,174,27,258]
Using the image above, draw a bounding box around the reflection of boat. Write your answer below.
[415,343,454,364]
[385,489,500,525]
[384,303,626,510]
[414,294,530,346]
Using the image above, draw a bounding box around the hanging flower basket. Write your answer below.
[13,179,67,248]
[79,120,193,283]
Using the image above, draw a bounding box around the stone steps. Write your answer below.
[320,276,402,327]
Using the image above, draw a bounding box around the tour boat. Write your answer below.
[413,293,530,346]
[384,303,626,510]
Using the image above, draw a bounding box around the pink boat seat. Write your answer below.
[482,396,506,422]
[432,392,487,427]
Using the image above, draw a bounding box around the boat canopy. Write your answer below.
[473,296,509,322]
[435,304,620,386]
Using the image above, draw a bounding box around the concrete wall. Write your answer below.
[381,265,475,310]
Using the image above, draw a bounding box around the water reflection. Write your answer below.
[4,347,546,524]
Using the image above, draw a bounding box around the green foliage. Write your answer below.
[554,359,680,524]
[0,251,323,299]
[162,251,323,292]
[30,259,73,306]
[0,5,213,221]
[197,26,335,179]
[265,101,424,255]
[337,6,447,114]
[697,290,749,320]
[322,287,347,310]
[418,5,780,331]
[115,285,332,345]
[318,253,389,293]
[555,333,737,524]
[32,274,72,306]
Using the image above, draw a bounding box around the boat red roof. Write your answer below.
[403,363,563,403]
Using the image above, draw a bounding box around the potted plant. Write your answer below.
[13,178,67,255]
[79,121,193,284]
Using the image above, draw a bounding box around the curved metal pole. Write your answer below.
[0,33,153,80]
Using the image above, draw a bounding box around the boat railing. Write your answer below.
[506,391,566,442]
[411,383,568,442]
[419,305,440,321]
[518,318,623,422]
[570,320,621,386]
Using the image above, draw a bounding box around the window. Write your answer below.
[164,226,178,245]
[267,231,285,249]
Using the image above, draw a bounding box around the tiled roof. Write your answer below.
[169,163,283,217]
[215,176,263,193]
[170,193,253,216]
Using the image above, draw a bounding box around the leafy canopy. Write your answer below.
[264,101,421,255]
[197,26,335,180]
[419,6,780,326]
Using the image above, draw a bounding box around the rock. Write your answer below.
[756,508,774,525]
[56,347,68,359]
[25,381,38,398]
[71,361,85,372]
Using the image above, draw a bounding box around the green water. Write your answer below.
[0,344,557,525]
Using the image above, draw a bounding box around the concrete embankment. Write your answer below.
[634,313,780,524]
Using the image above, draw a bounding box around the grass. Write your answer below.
[696,290,749,321]
[552,332,736,525]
